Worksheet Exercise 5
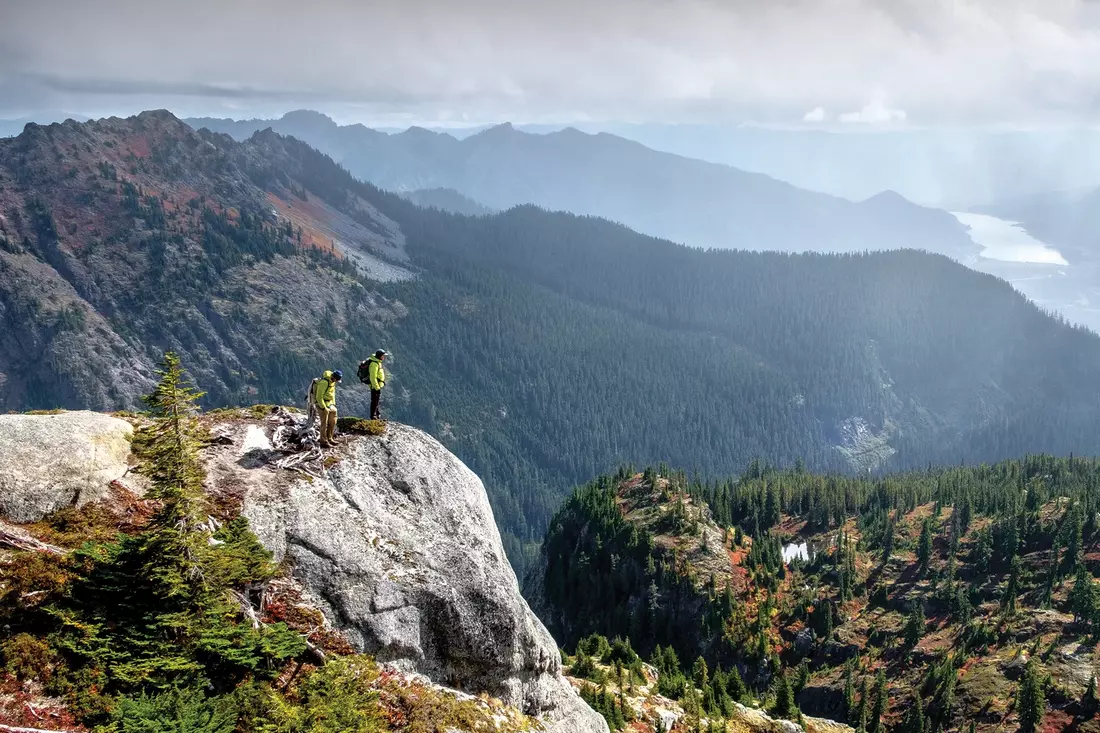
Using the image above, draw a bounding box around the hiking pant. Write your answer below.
[370,389,382,420]
[318,406,337,443]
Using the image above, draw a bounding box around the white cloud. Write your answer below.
[803,107,827,122]
[4,0,1100,125]
[839,100,908,124]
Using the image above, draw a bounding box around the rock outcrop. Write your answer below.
[0,411,134,522]
[236,420,607,733]
[0,411,607,733]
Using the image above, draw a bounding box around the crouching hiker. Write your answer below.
[358,350,387,420]
[313,369,342,447]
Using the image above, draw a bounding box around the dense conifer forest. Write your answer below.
[537,458,1100,731]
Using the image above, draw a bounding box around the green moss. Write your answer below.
[26,502,127,546]
[22,408,67,415]
[336,416,387,436]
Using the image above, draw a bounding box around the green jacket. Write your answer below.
[367,357,385,391]
[313,371,337,409]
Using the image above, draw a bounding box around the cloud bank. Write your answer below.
[3,0,1100,125]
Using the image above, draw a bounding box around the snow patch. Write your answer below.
[240,424,273,454]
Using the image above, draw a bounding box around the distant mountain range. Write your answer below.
[575,123,1100,208]
[186,110,977,259]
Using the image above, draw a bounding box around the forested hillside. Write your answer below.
[5,112,1100,574]
[186,111,977,258]
[535,459,1100,731]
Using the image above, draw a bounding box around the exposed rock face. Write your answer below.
[239,421,607,733]
[727,703,854,733]
[0,411,133,522]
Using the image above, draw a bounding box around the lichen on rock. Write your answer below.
[0,411,134,523]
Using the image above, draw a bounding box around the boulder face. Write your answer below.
[240,421,607,733]
[0,411,133,522]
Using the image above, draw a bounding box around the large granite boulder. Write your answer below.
[235,421,607,733]
[0,411,133,522]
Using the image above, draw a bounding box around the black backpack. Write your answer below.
[357,360,371,384]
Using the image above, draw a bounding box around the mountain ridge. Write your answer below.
[184,110,978,258]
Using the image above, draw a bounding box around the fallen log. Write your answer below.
[0,521,65,555]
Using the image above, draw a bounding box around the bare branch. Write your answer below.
[0,520,65,556]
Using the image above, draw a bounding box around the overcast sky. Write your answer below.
[4,0,1100,127]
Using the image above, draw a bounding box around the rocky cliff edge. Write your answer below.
[0,409,607,733]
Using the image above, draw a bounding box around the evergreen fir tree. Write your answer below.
[1066,500,1084,571]
[904,695,926,733]
[904,604,925,649]
[869,669,887,733]
[1016,657,1045,733]
[726,666,746,704]
[1084,675,1098,717]
[973,528,993,574]
[857,676,869,732]
[917,517,933,573]
[843,662,856,724]
[692,656,709,691]
[796,660,810,694]
[1002,556,1021,615]
[1070,564,1097,625]
[770,672,796,720]
[44,353,305,720]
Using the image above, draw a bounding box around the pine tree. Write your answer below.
[1016,658,1045,733]
[796,660,810,694]
[973,527,993,574]
[726,666,746,704]
[881,512,896,563]
[857,676,869,732]
[904,694,926,733]
[904,604,925,649]
[1085,675,1099,717]
[1066,500,1084,571]
[771,672,796,720]
[917,517,933,573]
[1070,565,1097,625]
[1002,556,1021,615]
[843,662,856,723]
[869,669,887,733]
[138,351,210,589]
[48,353,305,710]
[692,656,709,691]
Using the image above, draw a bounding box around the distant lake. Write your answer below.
[954,212,1068,266]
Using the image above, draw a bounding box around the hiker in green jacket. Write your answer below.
[313,369,342,447]
[365,350,386,420]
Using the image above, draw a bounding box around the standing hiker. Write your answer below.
[313,369,342,447]
[359,350,387,420]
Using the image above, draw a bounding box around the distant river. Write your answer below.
[953,212,1068,265]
